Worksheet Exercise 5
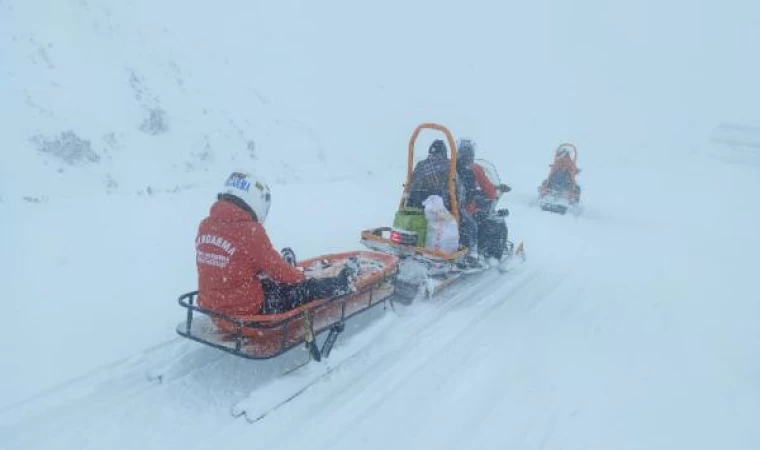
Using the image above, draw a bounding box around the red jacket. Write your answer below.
[465,163,499,215]
[196,200,304,317]
[550,156,578,179]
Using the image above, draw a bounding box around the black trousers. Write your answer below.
[261,276,347,314]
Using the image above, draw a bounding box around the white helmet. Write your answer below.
[221,171,271,223]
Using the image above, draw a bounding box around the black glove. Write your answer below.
[499,184,512,193]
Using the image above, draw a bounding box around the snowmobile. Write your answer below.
[176,250,399,361]
[360,122,525,301]
[537,143,582,215]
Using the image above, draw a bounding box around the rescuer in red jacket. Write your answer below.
[196,171,358,317]
[456,139,511,217]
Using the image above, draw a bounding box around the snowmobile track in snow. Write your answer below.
[228,265,555,428]
[2,263,543,448]
[214,264,568,450]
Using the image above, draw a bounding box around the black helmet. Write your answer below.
[428,139,447,158]
[457,139,475,166]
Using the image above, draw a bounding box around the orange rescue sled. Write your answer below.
[177,250,398,360]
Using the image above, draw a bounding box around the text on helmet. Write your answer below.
[225,175,251,192]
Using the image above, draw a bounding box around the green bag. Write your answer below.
[392,207,427,247]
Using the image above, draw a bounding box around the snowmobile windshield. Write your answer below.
[474,159,501,185]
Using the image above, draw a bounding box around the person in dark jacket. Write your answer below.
[406,140,479,265]
[456,139,515,263]
[406,139,462,210]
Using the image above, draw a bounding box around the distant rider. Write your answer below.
[544,147,581,199]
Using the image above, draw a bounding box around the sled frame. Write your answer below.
[401,123,460,223]
[176,269,397,360]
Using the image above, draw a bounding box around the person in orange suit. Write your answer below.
[542,147,581,201]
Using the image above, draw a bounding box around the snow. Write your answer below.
[2,0,760,449]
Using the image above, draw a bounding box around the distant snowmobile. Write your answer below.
[537,143,582,215]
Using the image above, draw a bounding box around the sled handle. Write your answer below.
[402,123,460,223]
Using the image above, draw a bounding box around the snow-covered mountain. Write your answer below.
[2,1,760,449]
[4,0,759,199]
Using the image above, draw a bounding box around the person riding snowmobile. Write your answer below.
[406,139,479,266]
[456,139,511,218]
[406,139,462,211]
[195,171,359,317]
[542,147,581,200]
[456,139,512,263]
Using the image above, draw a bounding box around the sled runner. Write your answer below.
[177,251,398,361]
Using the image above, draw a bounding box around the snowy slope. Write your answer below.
[3,0,760,449]
[3,159,759,450]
